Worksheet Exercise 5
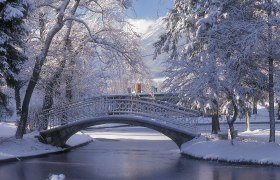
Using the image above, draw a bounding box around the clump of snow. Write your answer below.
[4,4,24,21]
[47,174,65,180]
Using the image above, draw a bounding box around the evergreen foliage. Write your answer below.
[0,0,31,87]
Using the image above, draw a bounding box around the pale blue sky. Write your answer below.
[127,0,173,20]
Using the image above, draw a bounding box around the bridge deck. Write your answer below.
[36,96,201,148]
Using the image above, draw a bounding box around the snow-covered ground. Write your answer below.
[0,123,92,161]
[0,106,279,167]
[181,133,280,165]
[181,106,280,166]
[197,106,273,133]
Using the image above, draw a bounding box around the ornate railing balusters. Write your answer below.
[37,96,201,133]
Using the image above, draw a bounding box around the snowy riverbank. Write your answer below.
[181,131,280,166]
[0,122,92,161]
[181,106,280,166]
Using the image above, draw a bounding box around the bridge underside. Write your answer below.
[38,115,199,149]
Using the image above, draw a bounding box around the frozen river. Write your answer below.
[0,126,280,180]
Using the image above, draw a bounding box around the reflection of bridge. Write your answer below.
[37,95,201,148]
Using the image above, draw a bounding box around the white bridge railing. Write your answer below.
[37,96,201,133]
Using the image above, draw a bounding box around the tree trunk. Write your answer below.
[253,97,258,115]
[211,112,219,134]
[227,97,238,145]
[41,1,80,130]
[245,108,250,131]
[40,82,55,130]
[211,99,220,134]
[62,74,73,124]
[65,76,73,102]
[16,78,37,137]
[15,0,71,139]
[65,59,75,102]
[278,102,280,120]
[267,0,275,143]
[268,55,275,143]
[14,84,21,117]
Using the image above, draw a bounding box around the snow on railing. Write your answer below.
[37,96,201,133]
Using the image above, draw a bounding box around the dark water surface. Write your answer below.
[0,129,280,180]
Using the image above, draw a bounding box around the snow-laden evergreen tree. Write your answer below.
[0,0,31,85]
[0,0,31,114]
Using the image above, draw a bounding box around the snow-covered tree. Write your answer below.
[204,0,269,136]
[155,0,280,143]
[265,0,280,143]
[16,0,147,137]
[154,0,221,134]
[0,0,32,114]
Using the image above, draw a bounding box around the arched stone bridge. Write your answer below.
[37,95,201,148]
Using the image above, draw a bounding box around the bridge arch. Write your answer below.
[38,115,199,149]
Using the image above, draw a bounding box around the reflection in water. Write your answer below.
[0,138,279,179]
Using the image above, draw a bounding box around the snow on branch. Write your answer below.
[269,16,280,26]
[63,17,131,55]
[4,4,24,20]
